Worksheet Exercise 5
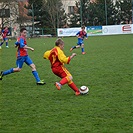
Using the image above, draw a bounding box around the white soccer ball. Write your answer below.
[79,86,89,95]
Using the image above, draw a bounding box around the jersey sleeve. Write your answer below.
[58,49,70,64]
[8,30,10,35]
[85,32,88,38]
[76,31,80,36]
[43,50,51,59]
[15,41,19,46]
[19,38,25,48]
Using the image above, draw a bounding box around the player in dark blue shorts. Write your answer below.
[0,26,10,49]
[70,26,88,54]
[0,27,46,85]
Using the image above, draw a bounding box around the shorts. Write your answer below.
[3,37,8,41]
[77,38,84,46]
[16,56,33,68]
[52,65,72,78]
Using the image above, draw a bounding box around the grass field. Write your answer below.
[0,34,132,133]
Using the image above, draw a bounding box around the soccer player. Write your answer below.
[70,26,88,54]
[0,26,10,49]
[43,38,80,96]
[0,27,45,85]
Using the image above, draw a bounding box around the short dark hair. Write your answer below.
[20,27,27,33]
[81,25,85,29]
[3,26,7,29]
[55,38,64,46]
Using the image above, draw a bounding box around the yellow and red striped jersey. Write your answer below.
[44,46,70,68]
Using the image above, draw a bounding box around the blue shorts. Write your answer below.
[77,39,84,46]
[3,37,8,41]
[16,56,33,68]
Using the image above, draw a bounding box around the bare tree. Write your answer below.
[42,0,66,35]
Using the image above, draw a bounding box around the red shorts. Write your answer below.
[52,65,72,78]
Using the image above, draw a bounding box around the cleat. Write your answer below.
[6,46,9,48]
[75,91,80,96]
[36,80,46,85]
[82,52,86,55]
[70,48,73,52]
[0,46,2,49]
[55,82,61,90]
[0,71,3,80]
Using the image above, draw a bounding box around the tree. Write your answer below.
[115,0,132,24]
[91,0,118,25]
[17,0,31,27]
[42,0,66,35]
[26,0,66,35]
[68,0,90,27]
[69,0,119,26]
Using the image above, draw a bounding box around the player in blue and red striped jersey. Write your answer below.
[0,26,10,49]
[0,27,45,85]
[70,26,88,54]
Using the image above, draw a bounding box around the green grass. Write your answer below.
[0,34,132,133]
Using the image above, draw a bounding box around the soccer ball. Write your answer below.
[79,86,89,95]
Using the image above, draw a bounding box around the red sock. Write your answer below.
[60,77,68,85]
[68,82,79,92]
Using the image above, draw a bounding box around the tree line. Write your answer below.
[0,0,132,35]
[26,0,131,34]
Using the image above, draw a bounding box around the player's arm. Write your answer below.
[85,32,88,40]
[70,53,76,59]
[24,45,34,51]
[76,32,80,38]
[1,30,4,36]
[20,38,34,51]
[43,50,51,59]
[58,49,76,64]
[14,41,19,48]
[7,30,10,35]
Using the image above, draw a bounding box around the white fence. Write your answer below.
[57,24,133,37]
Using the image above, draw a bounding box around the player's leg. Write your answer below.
[53,66,70,90]
[0,68,21,80]
[68,81,80,96]
[0,38,5,49]
[5,38,9,48]
[25,56,46,85]
[54,66,80,95]
[55,74,73,90]
[81,43,85,54]
[0,58,23,80]
[70,43,80,51]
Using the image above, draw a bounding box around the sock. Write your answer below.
[81,48,84,52]
[60,77,68,85]
[68,82,79,92]
[32,71,40,82]
[3,68,14,76]
[72,46,76,49]
[0,42,4,46]
[6,42,8,46]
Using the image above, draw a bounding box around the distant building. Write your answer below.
[0,0,31,37]
[61,0,76,14]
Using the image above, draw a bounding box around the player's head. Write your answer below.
[3,26,8,30]
[55,38,64,50]
[5,26,8,30]
[20,27,27,37]
[81,25,85,31]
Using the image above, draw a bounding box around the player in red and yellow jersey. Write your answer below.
[0,27,45,85]
[44,38,80,96]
